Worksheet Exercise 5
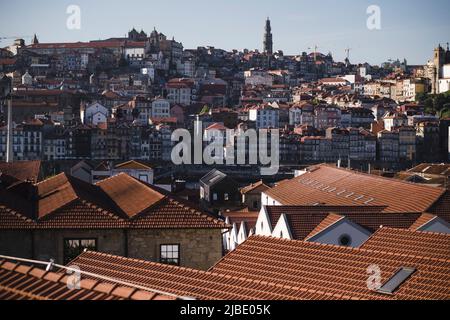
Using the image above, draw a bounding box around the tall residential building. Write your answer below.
[263,17,273,55]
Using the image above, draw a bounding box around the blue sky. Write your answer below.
[1,0,449,65]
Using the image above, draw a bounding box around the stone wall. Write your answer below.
[128,229,223,271]
[0,228,223,270]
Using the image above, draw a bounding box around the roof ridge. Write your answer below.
[322,164,447,192]
[304,213,346,241]
[376,226,450,238]
[34,172,66,186]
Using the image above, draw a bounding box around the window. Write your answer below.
[377,267,416,295]
[213,193,218,201]
[224,193,229,201]
[160,244,180,266]
[63,239,97,264]
[339,234,352,247]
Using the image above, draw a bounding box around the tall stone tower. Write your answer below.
[263,17,273,55]
[432,44,447,94]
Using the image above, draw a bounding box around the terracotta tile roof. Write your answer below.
[0,206,34,230]
[0,173,227,230]
[67,251,343,300]
[210,236,450,300]
[129,197,226,229]
[240,181,270,195]
[224,211,259,234]
[114,160,152,170]
[360,227,450,261]
[409,164,450,176]
[0,161,41,183]
[409,213,438,231]
[0,259,175,300]
[95,173,166,218]
[264,205,422,240]
[265,165,447,213]
[36,174,78,218]
[305,213,345,240]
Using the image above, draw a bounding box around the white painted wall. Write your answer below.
[272,214,293,240]
[307,219,371,248]
[419,219,450,234]
[255,206,274,236]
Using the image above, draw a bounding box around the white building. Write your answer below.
[289,106,302,126]
[249,104,280,129]
[81,102,109,125]
[166,79,194,106]
[124,45,146,62]
[438,64,450,94]
[151,98,171,119]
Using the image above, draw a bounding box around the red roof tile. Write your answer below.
[265,165,448,213]
[360,227,450,261]
[0,173,227,230]
[305,213,344,240]
[115,161,152,170]
[265,205,423,240]
[210,236,450,300]
[67,251,343,300]
[0,161,41,183]
[409,213,438,231]
[240,181,270,195]
[0,259,175,300]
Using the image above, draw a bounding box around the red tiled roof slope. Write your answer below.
[409,213,438,231]
[0,161,41,183]
[360,227,450,261]
[265,206,424,240]
[96,173,165,218]
[67,251,346,300]
[0,260,175,300]
[265,165,447,213]
[0,173,227,230]
[210,236,450,300]
[305,213,344,239]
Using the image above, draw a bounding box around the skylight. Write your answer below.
[377,267,416,295]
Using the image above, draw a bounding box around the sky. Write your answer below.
[0,0,449,65]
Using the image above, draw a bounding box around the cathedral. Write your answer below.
[430,43,450,94]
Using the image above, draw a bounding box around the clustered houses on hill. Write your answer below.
[2,28,450,170]
[0,172,228,270]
